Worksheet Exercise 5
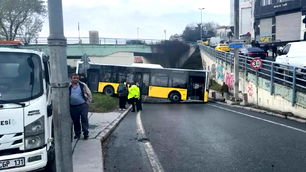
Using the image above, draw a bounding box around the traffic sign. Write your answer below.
[250,57,263,70]
[229,44,244,48]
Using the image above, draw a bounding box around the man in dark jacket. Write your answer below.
[117,81,128,110]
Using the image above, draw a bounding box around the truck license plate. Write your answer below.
[0,157,25,170]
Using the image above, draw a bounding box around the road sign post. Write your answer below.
[250,57,263,107]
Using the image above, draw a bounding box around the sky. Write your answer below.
[40,0,230,40]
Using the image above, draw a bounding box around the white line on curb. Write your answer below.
[208,104,306,134]
[136,111,164,172]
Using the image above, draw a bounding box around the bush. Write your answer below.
[89,93,118,112]
[209,79,222,92]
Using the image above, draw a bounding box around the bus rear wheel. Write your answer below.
[169,92,181,103]
[104,86,114,96]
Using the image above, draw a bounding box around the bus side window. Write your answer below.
[171,74,187,88]
[151,73,168,87]
[126,73,134,83]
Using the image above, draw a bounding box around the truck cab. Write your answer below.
[0,47,53,171]
[275,41,306,68]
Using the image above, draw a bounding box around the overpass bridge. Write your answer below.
[23,41,202,69]
[24,44,153,67]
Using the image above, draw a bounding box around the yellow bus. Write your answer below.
[80,63,209,103]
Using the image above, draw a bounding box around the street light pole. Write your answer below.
[199,8,205,40]
[48,0,73,172]
[234,0,240,101]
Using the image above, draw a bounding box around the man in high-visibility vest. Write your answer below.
[128,83,140,112]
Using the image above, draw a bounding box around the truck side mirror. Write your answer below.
[47,104,52,117]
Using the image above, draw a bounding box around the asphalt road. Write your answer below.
[103,103,306,172]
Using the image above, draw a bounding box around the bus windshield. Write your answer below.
[0,52,43,102]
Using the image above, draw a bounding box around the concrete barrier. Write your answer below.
[200,48,306,119]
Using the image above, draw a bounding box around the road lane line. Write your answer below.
[208,104,306,134]
[136,111,164,172]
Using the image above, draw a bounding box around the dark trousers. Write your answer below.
[130,98,142,112]
[119,96,127,109]
[136,98,142,111]
[70,103,89,136]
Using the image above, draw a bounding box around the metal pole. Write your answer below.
[48,0,73,172]
[234,0,240,100]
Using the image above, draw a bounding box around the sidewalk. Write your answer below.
[72,107,130,172]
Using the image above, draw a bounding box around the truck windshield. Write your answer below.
[0,52,43,102]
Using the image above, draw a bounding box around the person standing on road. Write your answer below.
[117,81,128,110]
[128,82,140,112]
[69,73,92,140]
[136,82,142,111]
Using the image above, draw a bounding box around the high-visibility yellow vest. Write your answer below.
[128,85,140,99]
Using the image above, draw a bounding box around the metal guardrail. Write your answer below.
[19,37,162,45]
[200,45,306,106]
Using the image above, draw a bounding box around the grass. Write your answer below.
[209,79,223,92]
[89,93,118,113]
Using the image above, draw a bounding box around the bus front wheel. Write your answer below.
[104,86,114,96]
[169,92,181,103]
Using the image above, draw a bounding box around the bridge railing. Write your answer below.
[21,37,162,45]
[200,44,306,106]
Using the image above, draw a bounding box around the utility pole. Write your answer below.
[199,8,205,40]
[48,0,73,172]
[234,0,240,101]
[164,29,167,40]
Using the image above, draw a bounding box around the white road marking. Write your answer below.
[208,104,306,134]
[136,111,164,172]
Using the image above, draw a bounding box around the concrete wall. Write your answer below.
[200,48,306,119]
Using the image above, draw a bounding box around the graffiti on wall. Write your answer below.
[225,72,234,90]
[247,82,254,97]
[216,65,224,81]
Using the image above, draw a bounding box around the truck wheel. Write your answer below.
[104,86,114,96]
[169,92,181,103]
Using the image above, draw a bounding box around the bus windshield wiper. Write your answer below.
[0,100,25,107]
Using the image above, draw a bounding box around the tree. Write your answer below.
[181,22,219,42]
[0,0,46,43]
[181,24,200,42]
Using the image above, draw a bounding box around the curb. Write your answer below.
[97,106,132,142]
[214,101,306,123]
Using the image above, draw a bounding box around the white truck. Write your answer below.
[0,46,54,171]
[275,41,306,68]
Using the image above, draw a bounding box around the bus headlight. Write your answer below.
[24,116,45,150]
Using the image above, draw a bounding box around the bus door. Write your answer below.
[188,75,205,100]
[87,69,99,92]
[134,72,149,96]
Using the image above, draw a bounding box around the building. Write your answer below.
[230,0,235,26]
[230,0,256,40]
[254,0,306,45]
[240,0,255,39]
[216,26,233,40]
